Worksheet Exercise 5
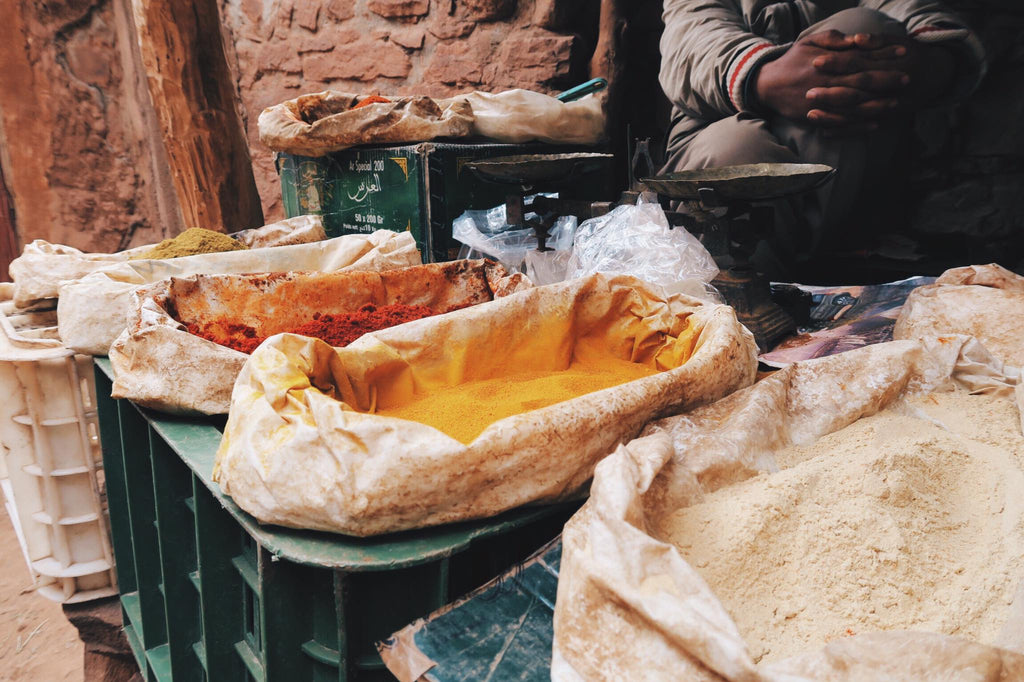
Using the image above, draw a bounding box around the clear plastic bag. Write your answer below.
[565,200,721,300]
[452,195,576,276]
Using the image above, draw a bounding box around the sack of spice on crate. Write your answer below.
[9,215,326,308]
[213,273,758,537]
[459,89,604,146]
[58,228,419,356]
[553,336,1024,681]
[108,260,529,415]
[895,263,1024,368]
[259,91,474,156]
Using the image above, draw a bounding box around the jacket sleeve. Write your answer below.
[865,0,986,97]
[659,0,788,119]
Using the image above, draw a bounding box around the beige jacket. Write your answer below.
[660,0,986,145]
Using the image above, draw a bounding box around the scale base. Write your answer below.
[712,268,796,352]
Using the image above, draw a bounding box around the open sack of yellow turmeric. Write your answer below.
[213,273,757,536]
[9,215,326,308]
[895,263,1024,368]
[554,336,1024,681]
[108,260,528,415]
[258,89,605,156]
[58,228,419,356]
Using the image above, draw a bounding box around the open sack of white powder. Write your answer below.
[554,336,1024,681]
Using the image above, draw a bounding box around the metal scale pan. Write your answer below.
[466,153,614,187]
[641,163,834,202]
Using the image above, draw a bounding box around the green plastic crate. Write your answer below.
[94,358,577,682]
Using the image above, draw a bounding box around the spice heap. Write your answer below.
[186,303,435,354]
[656,392,1024,664]
[132,228,247,260]
[352,95,391,109]
[376,356,658,444]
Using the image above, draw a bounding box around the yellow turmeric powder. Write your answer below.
[132,228,247,260]
[375,354,658,444]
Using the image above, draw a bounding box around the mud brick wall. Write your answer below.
[218,0,613,221]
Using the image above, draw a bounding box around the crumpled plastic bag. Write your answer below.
[108,260,529,415]
[460,90,605,146]
[259,91,474,156]
[554,336,1024,682]
[895,263,1024,368]
[452,195,576,280]
[213,273,758,537]
[9,215,326,308]
[566,200,721,300]
[58,229,420,356]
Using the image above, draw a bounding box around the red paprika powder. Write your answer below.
[187,303,435,353]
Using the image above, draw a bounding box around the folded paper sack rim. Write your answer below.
[553,336,1024,682]
[58,228,420,356]
[212,273,758,537]
[108,259,529,416]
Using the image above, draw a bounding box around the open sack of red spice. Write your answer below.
[553,336,1024,682]
[58,228,419,356]
[895,263,1024,368]
[212,273,758,537]
[259,89,604,156]
[9,215,326,308]
[108,259,528,415]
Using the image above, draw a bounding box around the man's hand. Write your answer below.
[753,30,928,131]
[812,32,956,118]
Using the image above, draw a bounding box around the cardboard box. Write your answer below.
[277,142,613,262]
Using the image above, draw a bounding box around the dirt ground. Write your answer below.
[0,506,83,682]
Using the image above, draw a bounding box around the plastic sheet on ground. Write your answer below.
[9,215,325,308]
[553,336,1024,682]
[108,260,529,415]
[58,229,419,356]
[213,273,758,537]
[259,91,474,156]
[895,263,1024,368]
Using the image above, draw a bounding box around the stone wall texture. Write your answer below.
[0,0,182,272]
[218,0,607,221]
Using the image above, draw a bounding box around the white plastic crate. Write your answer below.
[0,283,117,603]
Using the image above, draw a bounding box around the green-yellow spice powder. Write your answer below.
[132,228,247,260]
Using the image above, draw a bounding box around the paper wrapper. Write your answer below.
[461,89,605,145]
[553,336,1024,681]
[895,263,1024,368]
[58,229,419,356]
[108,260,529,415]
[213,274,758,537]
[9,215,326,308]
[259,91,474,156]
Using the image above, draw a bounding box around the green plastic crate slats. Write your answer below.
[93,358,574,682]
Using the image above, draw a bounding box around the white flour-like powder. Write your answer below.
[656,392,1024,664]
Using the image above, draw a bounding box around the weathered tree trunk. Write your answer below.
[0,164,17,282]
[132,0,263,233]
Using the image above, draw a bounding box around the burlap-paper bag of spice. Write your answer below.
[895,263,1024,368]
[259,91,474,156]
[213,273,757,537]
[58,229,419,356]
[108,260,529,415]
[554,336,1024,682]
[9,215,326,308]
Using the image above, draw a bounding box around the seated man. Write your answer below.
[660,1,985,279]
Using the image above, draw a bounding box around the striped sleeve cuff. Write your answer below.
[725,42,788,113]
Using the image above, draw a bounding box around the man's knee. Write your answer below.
[675,115,796,170]
[802,8,906,39]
